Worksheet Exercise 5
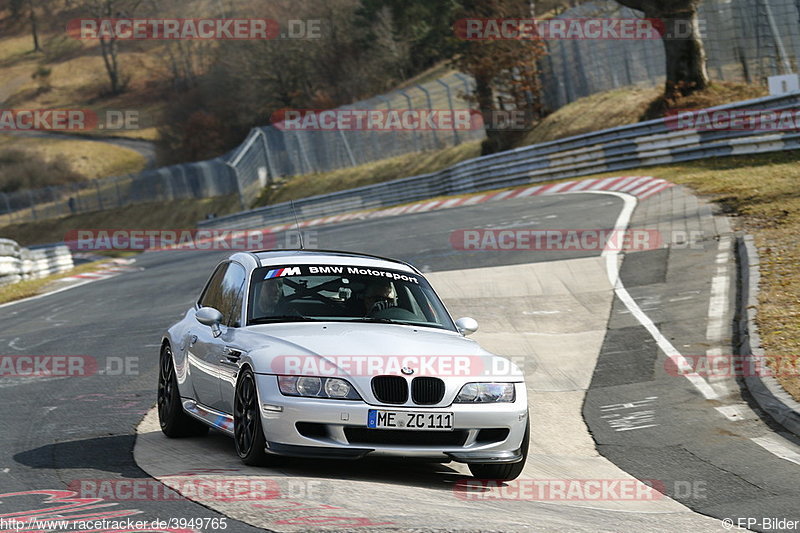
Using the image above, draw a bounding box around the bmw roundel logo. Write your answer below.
[401,366,414,375]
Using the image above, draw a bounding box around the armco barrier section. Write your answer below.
[199,92,800,231]
[0,238,74,285]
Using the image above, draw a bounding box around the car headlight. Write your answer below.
[455,382,515,403]
[278,376,361,400]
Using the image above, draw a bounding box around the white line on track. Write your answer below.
[752,436,800,466]
[581,190,800,467]
[580,190,719,400]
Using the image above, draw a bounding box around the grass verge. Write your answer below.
[0,134,146,179]
[0,259,107,305]
[253,141,482,207]
[0,195,240,246]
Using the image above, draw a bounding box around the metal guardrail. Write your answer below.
[0,238,74,286]
[199,91,800,231]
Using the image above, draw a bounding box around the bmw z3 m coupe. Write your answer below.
[158,249,529,480]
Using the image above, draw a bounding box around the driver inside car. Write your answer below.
[254,278,284,317]
[363,280,396,315]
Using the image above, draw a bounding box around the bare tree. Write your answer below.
[81,0,143,94]
[27,0,41,51]
[615,0,709,96]
[454,0,549,154]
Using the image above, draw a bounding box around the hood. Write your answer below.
[239,322,522,381]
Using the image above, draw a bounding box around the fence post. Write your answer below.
[48,186,60,217]
[27,189,37,221]
[115,178,123,207]
[338,129,357,167]
[397,89,419,153]
[762,0,792,74]
[415,83,439,150]
[95,180,104,210]
[454,72,471,99]
[436,79,460,145]
[1,192,12,224]
[293,131,314,174]
[259,129,279,184]
[228,162,246,211]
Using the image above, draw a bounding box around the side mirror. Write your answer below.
[196,307,223,337]
[455,317,478,336]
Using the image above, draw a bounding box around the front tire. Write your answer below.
[234,368,270,465]
[468,416,529,481]
[157,344,209,437]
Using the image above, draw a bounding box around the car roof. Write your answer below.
[241,249,421,274]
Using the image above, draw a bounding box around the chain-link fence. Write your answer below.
[0,158,238,226]
[227,71,484,204]
[541,0,800,109]
[3,0,800,224]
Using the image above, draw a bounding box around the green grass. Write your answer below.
[0,259,106,304]
[254,141,482,207]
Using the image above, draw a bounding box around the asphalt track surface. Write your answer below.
[1,191,799,532]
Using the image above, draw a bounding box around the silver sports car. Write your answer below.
[158,250,529,480]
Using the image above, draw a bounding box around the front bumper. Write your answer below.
[254,374,528,464]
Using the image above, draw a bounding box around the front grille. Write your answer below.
[344,427,468,446]
[372,376,408,404]
[411,377,445,404]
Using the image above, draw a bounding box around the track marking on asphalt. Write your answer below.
[702,237,741,416]
[581,190,720,401]
[751,436,800,467]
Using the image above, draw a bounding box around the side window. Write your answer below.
[219,263,247,327]
[198,263,229,310]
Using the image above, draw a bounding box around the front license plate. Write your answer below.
[367,410,454,431]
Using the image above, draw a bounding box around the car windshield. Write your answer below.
[247,264,456,331]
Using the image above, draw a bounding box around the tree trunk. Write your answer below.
[661,11,709,95]
[99,36,122,94]
[474,72,503,155]
[615,0,709,97]
[28,0,41,52]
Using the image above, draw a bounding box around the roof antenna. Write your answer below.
[290,200,304,250]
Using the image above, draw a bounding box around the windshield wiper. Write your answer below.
[249,315,318,324]
[357,317,397,324]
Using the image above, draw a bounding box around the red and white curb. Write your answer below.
[154,176,673,252]
[270,175,672,231]
[55,258,140,283]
